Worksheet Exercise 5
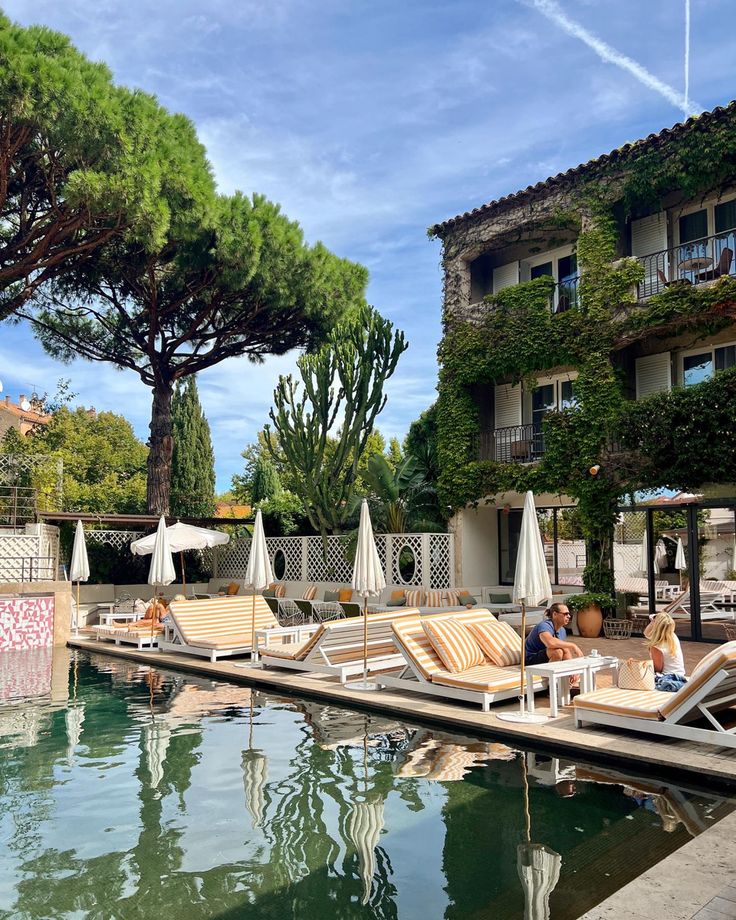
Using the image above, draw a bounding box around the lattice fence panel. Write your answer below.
[216,537,251,578]
[0,454,63,508]
[307,536,353,583]
[87,530,144,550]
[390,534,423,587]
[0,534,40,581]
[268,538,303,581]
[428,533,453,589]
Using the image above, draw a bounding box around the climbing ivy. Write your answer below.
[436,198,736,594]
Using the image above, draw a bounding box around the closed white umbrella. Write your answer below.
[499,491,551,724]
[245,510,273,664]
[69,520,90,633]
[349,499,386,691]
[131,520,229,589]
[145,516,176,630]
[675,537,687,587]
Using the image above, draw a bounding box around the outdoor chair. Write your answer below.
[92,619,163,650]
[376,609,547,712]
[697,245,733,281]
[158,595,279,662]
[257,608,420,681]
[573,641,736,749]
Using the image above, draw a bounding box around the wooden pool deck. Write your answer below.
[68,633,736,791]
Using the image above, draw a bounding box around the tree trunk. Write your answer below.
[147,384,174,515]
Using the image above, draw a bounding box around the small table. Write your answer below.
[525,655,619,717]
[679,256,713,273]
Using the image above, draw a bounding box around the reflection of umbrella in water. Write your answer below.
[347,720,385,905]
[395,731,516,781]
[242,691,268,829]
[144,718,171,789]
[65,704,85,764]
[517,753,562,920]
[131,520,229,590]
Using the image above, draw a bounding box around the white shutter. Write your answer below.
[636,352,671,399]
[631,212,668,297]
[494,384,522,427]
[493,261,519,293]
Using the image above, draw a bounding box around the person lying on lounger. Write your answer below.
[524,603,584,681]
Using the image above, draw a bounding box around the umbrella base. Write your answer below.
[343,680,381,692]
[497,710,550,724]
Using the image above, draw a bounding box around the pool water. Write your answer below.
[0,648,732,920]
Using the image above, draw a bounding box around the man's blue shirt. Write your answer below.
[525,619,567,657]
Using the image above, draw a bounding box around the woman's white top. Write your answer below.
[654,636,685,676]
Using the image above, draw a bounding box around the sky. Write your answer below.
[1,0,735,491]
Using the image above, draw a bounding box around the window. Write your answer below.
[528,376,577,455]
[522,247,579,313]
[679,209,708,244]
[681,343,736,386]
[675,198,736,281]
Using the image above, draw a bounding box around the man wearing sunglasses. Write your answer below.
[524,602,584,667]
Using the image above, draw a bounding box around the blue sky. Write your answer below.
[1,0,735,491]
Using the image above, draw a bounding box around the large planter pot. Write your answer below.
[576,603,603,639]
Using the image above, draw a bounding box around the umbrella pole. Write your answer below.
[251,591,256,663]
[363,595,368,685]
[75,580,80,634]
[519,600,527,717]
[181,551,186,591]
[521,751,531,844]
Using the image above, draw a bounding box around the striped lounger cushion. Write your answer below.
[466,621,522,667]
[573,688,666,719]
[432,664,543,693]
[262,626,325,660]
[421,618,485,673]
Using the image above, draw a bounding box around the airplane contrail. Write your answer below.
[528,0,701,117]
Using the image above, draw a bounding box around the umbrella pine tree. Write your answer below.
[170,378,216,518]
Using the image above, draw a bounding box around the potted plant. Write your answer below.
[566,592,613,638]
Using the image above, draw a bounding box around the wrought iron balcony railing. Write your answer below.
[636,229,736,299]
[477,424,545,463]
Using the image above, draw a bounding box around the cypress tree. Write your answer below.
[170,378,216,518]
[251,456,282,504]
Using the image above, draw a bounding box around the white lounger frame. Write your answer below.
[574,665,736,749]
[92,625,160,651]
[258,613,416,682]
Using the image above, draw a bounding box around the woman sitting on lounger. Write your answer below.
[645,613,687,692]
[524,603,584,666]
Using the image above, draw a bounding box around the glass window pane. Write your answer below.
[715,200,736,234]
[715,345,736,371]
[558,254,577,281]
[530,261,553,279]
[683,352,713,386]
[679,210,708,244]
[560,380,577,408]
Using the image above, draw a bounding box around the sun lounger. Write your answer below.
[92,619,163,650]
[158,596,279,662]
[573,641,736,748]
[376,609,546,711]
[258,608,420,681]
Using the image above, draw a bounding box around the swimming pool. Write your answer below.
[0,648,732,919]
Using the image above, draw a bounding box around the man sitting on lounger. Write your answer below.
[524,603,584,667]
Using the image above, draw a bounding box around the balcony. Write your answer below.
[477,424,545,463]
[554,275,580,313]
[636,230,736,299]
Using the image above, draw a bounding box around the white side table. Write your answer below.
[525,656,618,717]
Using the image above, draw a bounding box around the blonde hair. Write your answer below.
[646,613,678,656]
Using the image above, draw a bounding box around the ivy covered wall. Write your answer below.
[431,104,736,593]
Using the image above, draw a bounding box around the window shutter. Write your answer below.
[631,213,668,297]
[635,353,671,399]
[493,261,519,293]
[494,384,522,427]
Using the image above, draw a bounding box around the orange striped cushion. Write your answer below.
[302,584,317,601]
[274,583,286,598]
[424,589,445,607]
[573,688,664,719]
[406,589,424,607]
[421,618,485,673]
[466,621,522,667]
[444,590,460,606]
[432,664,544,693]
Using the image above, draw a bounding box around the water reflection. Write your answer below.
[0,649,732,920]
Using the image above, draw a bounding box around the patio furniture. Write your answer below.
[92,621,163,650]
[573,641,736,749]
[525,655,618,718]
[158,595,279,662]
[257,608,420,681]
[696,245,733,281]
[602,618,633,639]
[376,609,547,712]
[294,598,343,623]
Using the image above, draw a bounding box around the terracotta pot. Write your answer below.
[575,603,603,639]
